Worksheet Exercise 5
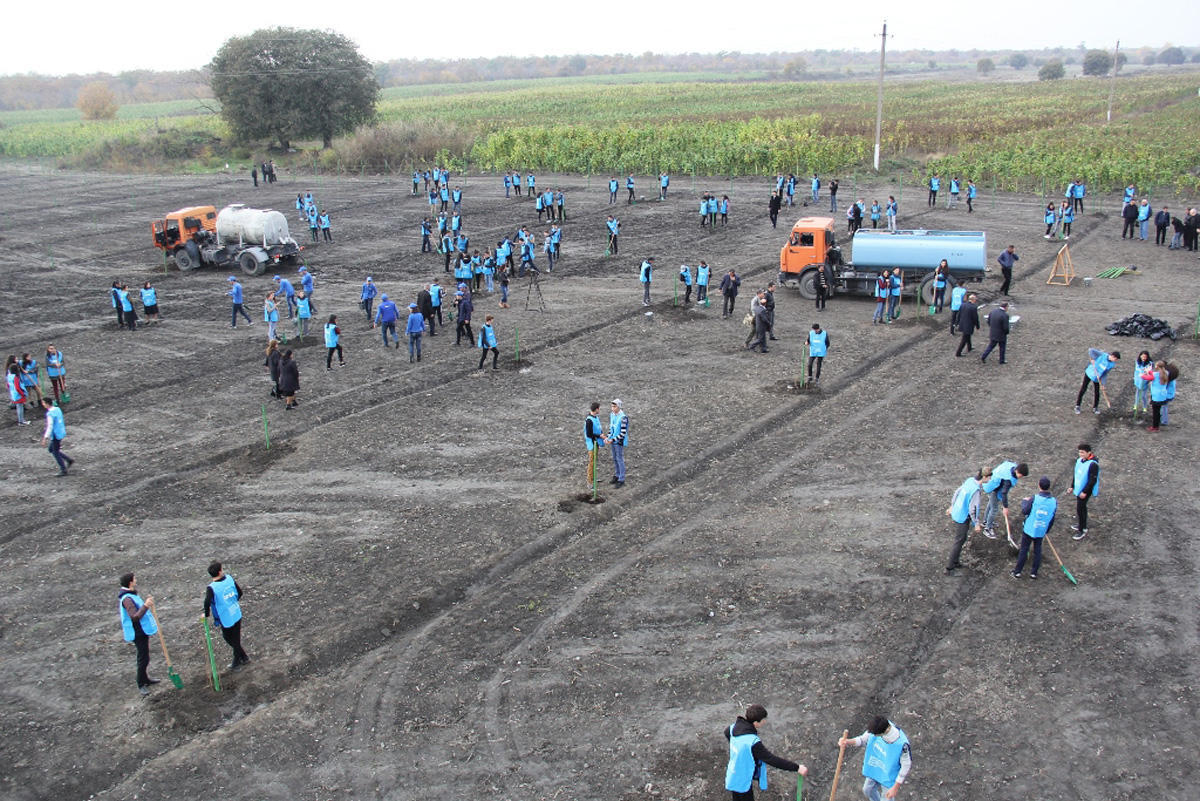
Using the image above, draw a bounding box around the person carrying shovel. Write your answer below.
[1074,348,1120,415]
[118,573,159,696]
[838,716,912,801]
[724,704,807,801]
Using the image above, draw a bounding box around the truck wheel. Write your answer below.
[797,269,818,300]
[239,252,262,276]
[918,274,937,305]
[174,248,195,271]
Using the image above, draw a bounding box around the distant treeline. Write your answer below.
[3,46,1196,111]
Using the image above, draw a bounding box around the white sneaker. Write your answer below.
[1074,406,1081,414]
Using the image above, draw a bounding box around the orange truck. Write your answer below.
[152,204,302,275]
[779,216,987,303]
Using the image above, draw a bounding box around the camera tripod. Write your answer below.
[525,269,546,312]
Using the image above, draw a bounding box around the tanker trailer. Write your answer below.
[152,204,302,275]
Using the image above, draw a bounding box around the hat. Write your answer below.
[408,302,417,308]
[298,266,307,273]
[380,293,388,300]
[227,276,237,282]
[458,283,467,289]
[273,275,281,280]
[611,399,622,408]
[366,276,373,282]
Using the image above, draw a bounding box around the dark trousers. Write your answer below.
[609,236,618,255]
[1152,400,1164,427]
[999,267,1012,295]
[683,285,692,303]
[627,187,634,203]
[1014,534,1043,575]
[731,790,756,801]
[947,518,970,569]
[807,355,824,379]
[928,189,937,206]
[379,321,396,347]
[456,320,474,345]
[321,228,332,242]
[747,322,768,352]
[232,303,252,326]
[134,630,151,687]
[219,620,249,664]
[1073,197,1083,213]
[934,287,945,311]
[1077,495,1090,531]
[1122,219,1136,238]
[326,344,343,368]
[1155,224,1168,245]
[124,309,138,331]
[980,338,1006,363]
[956,331,975,355]
[115,306,124,325]
[769,209,778,228]
[434,306,443,325]
[48,437,69,471]
[723,294,736,317]
[479,346,498,369]
[950,308,961,333]
[815,286,827,309]
[363,298,374,321]
[1077,375,1101,409]
[967,196,974,213]
[697,285,707,302]
[424,312,436,335]
[422,234,431,252]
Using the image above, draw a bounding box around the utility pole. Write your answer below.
[1106,40,1120,123]
[873,21,890,171]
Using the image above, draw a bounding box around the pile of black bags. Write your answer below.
[1105,313,1176,341]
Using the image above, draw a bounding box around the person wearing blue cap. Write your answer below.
[273,275,296,318]
[374,293,399,348]
[227,277,253,328]
[298,266,316,313]
[405,303,425,362]
[361,277,377,322]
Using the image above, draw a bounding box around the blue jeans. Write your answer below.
[830,196,838,212]
[642,282,651,305]
[873,299,886,322]
[812,188,819,203]
[610,442,626,481]
[380,321,396,346]
[500,284,509,303]
[1170,231,1183,248]
[983,481,1012,530]
[285,294,297,317]
[886,295,898,319]
[408,332,422,359]
[231,303,252,326]
[1139,219,1149,240]
[862,778,888,801]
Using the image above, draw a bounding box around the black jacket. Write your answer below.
[1122,203,1139,222]
[278,357,300,394]
[958,301,980,333]
[417,290,433,316]
[266,350,282,381]
[724,717,799,773]
[987,308,1010,340]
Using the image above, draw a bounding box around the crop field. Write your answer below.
[2,71,1198,187]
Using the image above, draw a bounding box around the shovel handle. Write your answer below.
[829,729,849,801]
[147,600,172,666]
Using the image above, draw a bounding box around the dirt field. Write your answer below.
[0,162,1197,801]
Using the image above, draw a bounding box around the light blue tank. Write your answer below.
[850,229,987,275]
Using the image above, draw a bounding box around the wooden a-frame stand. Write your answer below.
[1047,243,1076,286]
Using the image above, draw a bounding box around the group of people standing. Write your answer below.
[294,192,333,243]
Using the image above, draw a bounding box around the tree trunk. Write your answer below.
[323,133,333,149]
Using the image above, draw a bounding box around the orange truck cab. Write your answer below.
[152,206,217,253]
[779,217,987,303]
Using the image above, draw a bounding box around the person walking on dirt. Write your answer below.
[1012,476,1057,579]
[296,292,312,338]
[979,302,1009,365]
[829,179,839,213]
[606,216,620,255]
[265,340,282,398]
[373,294,400,348]
[1071,443,1100,540]
[725,704,807,801]
[981,460,1029,539]
[274,275,296,318]
[609,176,619,204]
[417,284,435,336]
[227,277,253,328]
[886,196,898,231]
[747,291,770,353]
[949,283,967,334]
[324,315,345,370]
[679,265,693,304]
[887,271,902,322]
[405,303,425,363]
[204,561,250,671]
[639,258,654,307]
[298,267,317,314]
[626,174,635,204]
[279,349,300,409]
[807,323,829,384]
[768,191,782,228]
[605,399,629,487]
[945,467,983,572]
[263,292,280,342]
[838,716,911,801]
[659,173,669,201]
[18,354,42,407]
[927,174,940,207]
[251,166,258,187]
[7,364,29,426]
[1121,199,1138,240]
[477,314,499,370]
[430,280,445,329]
[454,291,474,346]
[996,245,1018,296]
[584,401,605,488]
[811,174,820,204]
[318,210,332,242]
[932,261,948,313]
[696,261,711,304]
[118,284,138,331]
[44,345,65,405]
[872,270,889,324]
[360,277,377,322]
[719,269,741,319]
[955,293,980,356]
[1074,348,1120,415]
[118,573,159,696]
[764,282,778,340]
[40,396,73,476]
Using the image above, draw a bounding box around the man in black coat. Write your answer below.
[980,302,1010,365]
[768,192,782,228]
[763,282,778,340]
[417,285,435,335]
[1154,207,1172,246]
[1121,201,1139,240]
[955,293,980,357]
[719,269,741,319]
[1184,208,1199,252]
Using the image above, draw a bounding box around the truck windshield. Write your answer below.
[827,230,836,248]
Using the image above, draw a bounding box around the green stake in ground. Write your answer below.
[202,616,221,691]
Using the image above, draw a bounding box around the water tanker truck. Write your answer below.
[152,204,302,276]
[779,216,987,303]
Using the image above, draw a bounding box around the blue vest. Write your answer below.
[119,590,158,641]
[930,177,940,190]
[1044,208,1056,224]
[584,415,603,450]
[607,220,619,236]
[968,184,977,198]
[209,574,243,626]
[863,727,909,788]
[697,266,710,286]
[950,286,966,311]
[480,324,497,348]
[950,477,980,524]
[140,287,157,306]
[318,213,330,228]
[640,262,652,283]
[1150,376,1170,402]
[297,297,311,318]
[934,272,947,289]
[324,323,339,348]
[808,330,828,357]
[1133,361,1152,389]
[46,352,64,377]
[950,179,960,193]
[46,405,66,439]
[890,275,902,296]
[118,290,133,311]
[726,726,766,792]
[1062,207,1074,224]
[680,268,692,286]
[264,301,278,322]
[609,411,628,445]
[430,285,442,306]
[1085,353,1113,382]
[1023,493,1056,538]
[661,174,669,187]
[609,179,618,192]
[1073,457,1098,497]
[1166,379,1176,400]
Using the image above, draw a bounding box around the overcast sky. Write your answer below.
[6,0,1193,76]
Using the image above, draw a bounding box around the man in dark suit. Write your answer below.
[955,293,980,357]
[980,302,1010,365]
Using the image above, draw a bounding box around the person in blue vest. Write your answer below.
[411,170,420,196]
[442,234,455,272]
[535,190,545,221]
[1072,179,1086,213]
[360,276,377,322]
[295,291,312,338]
[604,399,629,487]
[373,293,400,348]
[695,261,711,304]
[550,224,563,261]
[318,209,332,242]
[451,185,463,212]
[699,196,710,229]
[428,187,438,211]
[1042,203,1057,239]
[947,176,960,209]
[503,172,512,198]
[110,281,124,326]
[887,270,902,322]
[527,172,535,194]
[118,284,137,331]
[1135,198,1152,241]
[725,704,806,801]
[543,189,555,221]
[785,174,795,207]
[298,266,317,313]
[869,200,882,229]
[678,264,693,304]
[513,172,523,196]
[811,174,820,204]
[1070,443,1100,541]
[1060,200,1075,239]
[659,172,669,200]
[1075,348,1120,415]
[542,232,556,272]
[639,258,654,307]
[263,291,279,342]
[307,206,319,242]
[927,174,940,207]
[948,283,967,334]
[228,277,253,328]
[1147,360,1174,432]
[626,173,635,204]
[19,353,42,406]
[606,216,620,255]
[274,275,296,318]
[204,561,250,670]
[40,396,74,476]
[584,401,605,488]
[1012,476,1057,579]
[720,195,730,225]
[555,189,566,221]
[296,193,306,221]
[324,314,344,370]
[140,281,160,322]
[429,280,444,328]
[608,176,618,204]
[886,196,898,232]
[1132,350,1154,413]
[945,467,983,572]
[931,261,948,313]
[405,303,425,363]
[964,179,976,213]
[477,314,499,370]
[118,572,159,695]
[420,218,433,253]
[44,345,66,404]
[981,460,1029,540]
[7,364,29,426]
[807,323,830,384]
[439,185,449,212]
[838,716,911,801]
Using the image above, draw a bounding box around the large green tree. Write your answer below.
[209,28,379,149]
[1082,49,1113,76]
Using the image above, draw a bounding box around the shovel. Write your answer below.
[829,729,849,801]
[202,616,222,691]
[1003,511,1018,550]
[147,601,183,688]
[1044,536,1079,586]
